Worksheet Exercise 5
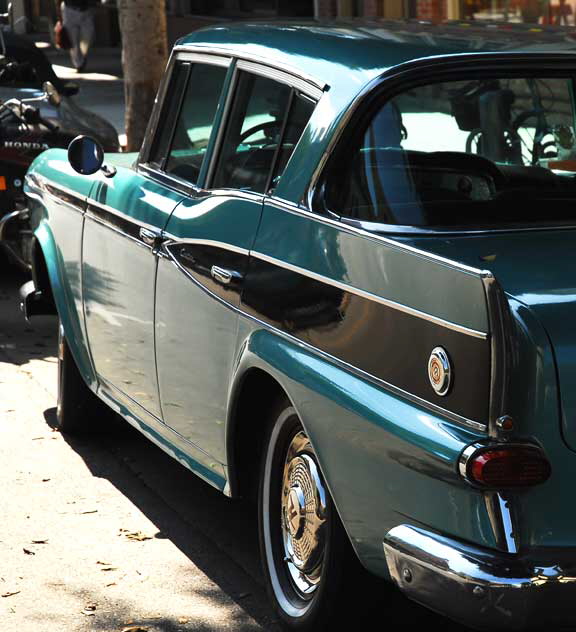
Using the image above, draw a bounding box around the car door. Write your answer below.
[82,56,229,421]
[155,60,318,466]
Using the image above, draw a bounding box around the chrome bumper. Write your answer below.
[384,525,576,630]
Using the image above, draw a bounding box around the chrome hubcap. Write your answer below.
[281,431,327,597]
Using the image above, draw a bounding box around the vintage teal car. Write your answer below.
[20,19,576,630]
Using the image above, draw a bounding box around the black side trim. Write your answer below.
[242,257,491,422]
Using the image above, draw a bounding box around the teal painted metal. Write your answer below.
[156,194,263,463]
[405,231,576,548]
[83,167,186,418]
[97,381,227,491]
[255,203,490,335]
[25,149,99,388]
[232,323,494,576]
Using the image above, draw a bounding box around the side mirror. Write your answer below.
[68,135,104,175]
[43,81,61,107]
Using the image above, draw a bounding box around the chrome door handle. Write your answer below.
[139,227,161,246]
[211,265,241,285]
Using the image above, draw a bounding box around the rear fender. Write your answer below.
[227,327,493,577]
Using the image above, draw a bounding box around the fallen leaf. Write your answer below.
[31,540,48,544]
[96,561,111,565]
[31,437,45,441]
[41,479,50,482]
[124,531,152,542]
[82,604,97,616]
[100,566,117,572]
[80,510,98,515]
[121,627,149,632]
[178,617,190,624]
[22,549,35,556]
[1,591,20,598]
[105,582,117,587]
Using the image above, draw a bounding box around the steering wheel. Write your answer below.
[238,120,281,145]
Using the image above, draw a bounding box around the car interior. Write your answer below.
[324,77,576,228]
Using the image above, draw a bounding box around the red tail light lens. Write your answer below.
[467,446,551,488]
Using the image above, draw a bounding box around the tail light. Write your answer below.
[459,444,551,489]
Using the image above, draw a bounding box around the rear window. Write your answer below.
[323,76,576,229]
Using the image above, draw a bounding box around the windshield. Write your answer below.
[325,76,576,229]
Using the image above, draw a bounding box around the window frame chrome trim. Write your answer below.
[137,163,195,196]
[138,49,232,171]
[235,59,323,100]
[173,43,328,93]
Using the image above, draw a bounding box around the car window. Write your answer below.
[211,71,293,193]
[323,76,576,229]
[148,62,190,169]
[269,93,315,192]
[164,63,228,185]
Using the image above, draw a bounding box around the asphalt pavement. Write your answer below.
[0,260,281,631]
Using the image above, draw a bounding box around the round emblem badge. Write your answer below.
[428,347,451,396]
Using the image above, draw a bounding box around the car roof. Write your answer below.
[178,20,576,95]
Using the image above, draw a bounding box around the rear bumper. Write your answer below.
[384,525,576,630]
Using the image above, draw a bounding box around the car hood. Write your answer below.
[403,229,576,449]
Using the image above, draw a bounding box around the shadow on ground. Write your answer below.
[43,406,473,632]
[0,260,58,366]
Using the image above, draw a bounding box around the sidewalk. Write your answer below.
[40,41,126,144]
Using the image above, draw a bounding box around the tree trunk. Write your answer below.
[117,0,167,151]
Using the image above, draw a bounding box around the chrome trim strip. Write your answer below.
[341,217,576,236]
[163,249,485,432]
[163,236,250,256]
[173,44,327,92]
[251,250,488,339]
[43,187,84,215]
[205,59,238,188]
[236,59,323,100]
[138,51,176,164]
[175,51,231,66]
[137,163,194,195]
[86,199,168,236]
[496,493,518,554]
[482,274,512,439]
[87,212,150,250]
[266,197,489,277]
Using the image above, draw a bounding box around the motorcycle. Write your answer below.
[0,54,119,268]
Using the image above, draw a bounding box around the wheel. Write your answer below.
[258,401,357,630]
[57,322,117,434]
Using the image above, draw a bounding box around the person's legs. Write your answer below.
[62,3,84,70]
[76,9,95,71]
